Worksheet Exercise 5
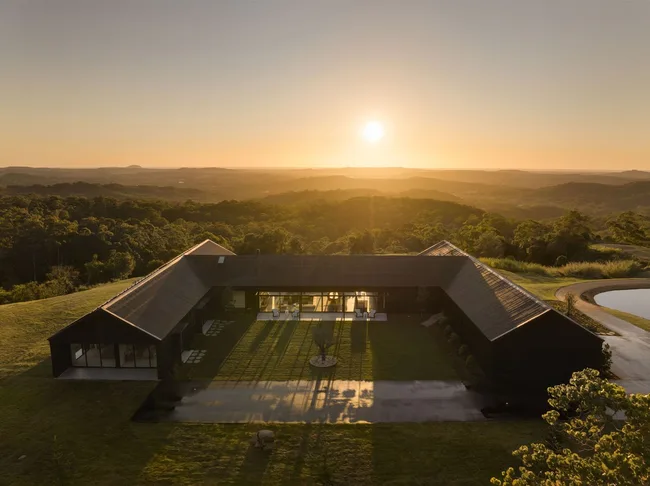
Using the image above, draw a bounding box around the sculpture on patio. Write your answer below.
[310,324,337,368]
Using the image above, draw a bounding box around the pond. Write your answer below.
[594,289,650,320]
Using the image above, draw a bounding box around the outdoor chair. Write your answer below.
[355,308,363,318]
[292,309,300,318]
[368,309,377,319]
[272,308,280,318]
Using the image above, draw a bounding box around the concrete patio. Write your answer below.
[58,367,158,381]
[142,379,488,423]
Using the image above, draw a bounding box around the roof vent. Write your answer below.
[218,256,225,264]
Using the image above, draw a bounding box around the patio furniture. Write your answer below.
[292,309,300,318]
[355,308,363,318]
[272,309,280,318]
[368,309,377,318]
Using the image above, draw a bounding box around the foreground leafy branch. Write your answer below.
[491,368,650,485]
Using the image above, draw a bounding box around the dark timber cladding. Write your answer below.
[48,239,605,389]
[419,241,605,390]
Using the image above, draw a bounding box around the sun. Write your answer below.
[361,121,385,143]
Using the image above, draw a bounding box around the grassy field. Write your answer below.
[0,281,546,485]
[597,306,650,332]
[0,279,136,379]
[180,316,460,382]
[500,270,584,301]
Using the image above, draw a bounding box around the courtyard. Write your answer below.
[177,314,462,382]
[0,275,546,484]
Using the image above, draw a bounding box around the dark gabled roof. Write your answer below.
[50,239,600,345]
[101,242,215,340]
[49,307,160,343]
[187,254,466,289]
[185,240,235,256]
[419,241,569,341]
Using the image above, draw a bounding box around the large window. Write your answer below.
[71,343,157,368]
[258,291,383,313]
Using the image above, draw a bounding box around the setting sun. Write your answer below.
[361,121,385,143]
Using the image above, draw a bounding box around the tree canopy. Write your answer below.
[492,369,650,485]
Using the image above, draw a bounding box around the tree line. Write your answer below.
[0,194,644,304]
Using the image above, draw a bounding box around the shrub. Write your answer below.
[481,258,552,276]
[554,255,568,267]
[602,343,613,375]
[465,354,483,376]
[458,344,469,357]
[565,292,577,317]
[483,257,642,279]
[448,332,461,349]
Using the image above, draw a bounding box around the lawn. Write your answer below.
[597,306,650,332]
[501,271,585,301]
[179,316,461,382]
[0,279,136,379]
[0,282,546,485]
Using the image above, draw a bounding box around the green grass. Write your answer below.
[180,316,460,381]
[500,270,584,301]
[593,243,650,262]
[482,257,643,279]
[0,282,546,485]
[0,279,136,379]
[598,307,650,332]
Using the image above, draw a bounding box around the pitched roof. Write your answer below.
[185,239,235,256]
[51,239,598,344]
[102,256,211,339]
[95,240,216,339]
[188,254,466,289]
[419,241,554,340]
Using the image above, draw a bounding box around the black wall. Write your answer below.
[492,310,605,392]
[49,309,159,377]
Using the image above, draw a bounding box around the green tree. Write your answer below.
[46,265,80,295]
[84,254,106,284]
[607,211,648,245]
[547,210,593,261]
[492,369,650,485]
[513,220,551,262]
[106,251,135,280]
[349,230,375,254]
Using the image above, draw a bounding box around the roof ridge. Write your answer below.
[185,239,235,256]
[99,239,210,311]
[431,240,551,311]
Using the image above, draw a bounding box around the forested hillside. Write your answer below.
[3,191,649,304]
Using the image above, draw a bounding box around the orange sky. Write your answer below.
[1,0,649,170]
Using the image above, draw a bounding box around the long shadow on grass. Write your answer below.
[351,320,367,354]
[273,319,299,357]
[178,314,259,381]
[249,320,276,352]
[3,358,164,483]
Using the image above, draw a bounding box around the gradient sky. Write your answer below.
[1,0,649,169]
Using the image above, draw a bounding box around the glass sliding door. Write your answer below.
[99,344,116,367]
[301,292,323,312]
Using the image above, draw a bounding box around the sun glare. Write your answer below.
[361,121,385,143]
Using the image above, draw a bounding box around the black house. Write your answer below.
[49,240,605,389]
